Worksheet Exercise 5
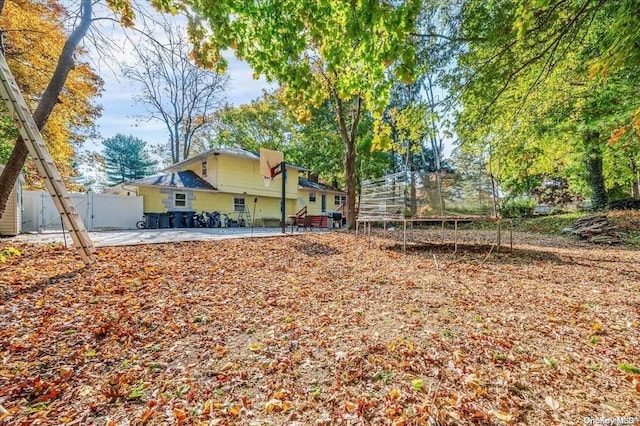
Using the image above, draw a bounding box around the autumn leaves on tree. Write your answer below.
[154,0,422,228]
[1,0,639,224]
[0,0,101,189]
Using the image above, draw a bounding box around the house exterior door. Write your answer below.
[321,194,327,213]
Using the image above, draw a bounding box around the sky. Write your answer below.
[70,4,273,189]
[88,56,272,150]
[82,5,272,153]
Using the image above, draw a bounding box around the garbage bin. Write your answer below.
[146,213,160,229]
[171,212,186,228]
[184,211,195,228]
[331,212,342,228]
[159,213,171,228]
[326,215,334,229]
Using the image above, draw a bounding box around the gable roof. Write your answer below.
[298,177,344,193]
[165,147,307,172]
[131,170,217,191]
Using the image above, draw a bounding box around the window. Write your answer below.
[234,197,246,212]
[174,192,187,208]
[334,195,346,205]
[201,160,208,177]
[309,192,316,203]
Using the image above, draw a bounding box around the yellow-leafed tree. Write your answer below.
[0,0,102,190]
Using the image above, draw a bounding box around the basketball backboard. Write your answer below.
[259,148,284,178]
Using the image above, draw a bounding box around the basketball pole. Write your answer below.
[280,162,286,234]
[270,161,286,234]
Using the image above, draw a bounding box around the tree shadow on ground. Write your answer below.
[386,242,567,265]
[292,241,343,256]
[0,267,87,301]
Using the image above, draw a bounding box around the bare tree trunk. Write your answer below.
[0,0,92,219]
[335,95,361,230]
[122,25,228,165]
[584,130,607,211]
[630,158,639,198]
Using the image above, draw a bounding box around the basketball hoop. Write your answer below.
[262,175,272,187]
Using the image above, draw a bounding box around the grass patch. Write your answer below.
[515,212,586,235]
[623,231,640,244]
[455,212,587,234]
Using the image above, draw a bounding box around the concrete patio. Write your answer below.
[4,226,320,247]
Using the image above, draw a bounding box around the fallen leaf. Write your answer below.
[489,409,513,423]
[140,408,153,423]
[344,401,357,412]
[173,408,186,424]
[592,320,603,333]
[59,366,73,381]
[264,399,283,413]
[618,363,640,374]
[545,396,560,410]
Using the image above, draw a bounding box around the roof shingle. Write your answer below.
[132,171,217,191]
[298,177,343,193]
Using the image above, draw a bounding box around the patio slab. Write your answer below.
[4,226,313,247]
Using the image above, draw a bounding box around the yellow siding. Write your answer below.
[297,188,344,216]
[135,151,337,227]
[138,187,166,212]
[181,161,201,176]
[210,154,299,199]
[137,185,295,226]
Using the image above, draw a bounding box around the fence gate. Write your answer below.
[22,191,143,233]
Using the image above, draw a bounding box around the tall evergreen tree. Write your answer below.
[103,134,157,184]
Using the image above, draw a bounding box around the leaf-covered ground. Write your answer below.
[1,230,639,425]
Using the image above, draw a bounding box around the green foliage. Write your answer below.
[0,247,21,263]
[454,0,640,209]
[103,134,157,184]
[150,0,422,228]
[500,197,536,219]
[208,94,391,188]
[127,383,145,400]
[0,140,13,166]
[157,0,420,126]
[207,93,293,153]
[515,212,586,235]
[0,115,18,165]
[624,231,640,245]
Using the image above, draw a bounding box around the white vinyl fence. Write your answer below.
[22,191,143,232]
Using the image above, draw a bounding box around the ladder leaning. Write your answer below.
[0,52,96,264]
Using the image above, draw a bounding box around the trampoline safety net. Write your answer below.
[358,171,498,220]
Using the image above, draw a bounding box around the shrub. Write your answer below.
[500,197,536,218]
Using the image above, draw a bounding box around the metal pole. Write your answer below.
[252,197,257,238]
[403,220,407,253]
[281,162,286,234]
[454,220,458,253]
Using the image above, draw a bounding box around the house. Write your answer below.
[0,165,23,236]
[297,177,346,216]
[110,147,345,227]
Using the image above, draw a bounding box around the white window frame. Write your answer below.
[309,192,317,203]
[201,160,208,177]
[174,192,187,208]
[233,196,246,212]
